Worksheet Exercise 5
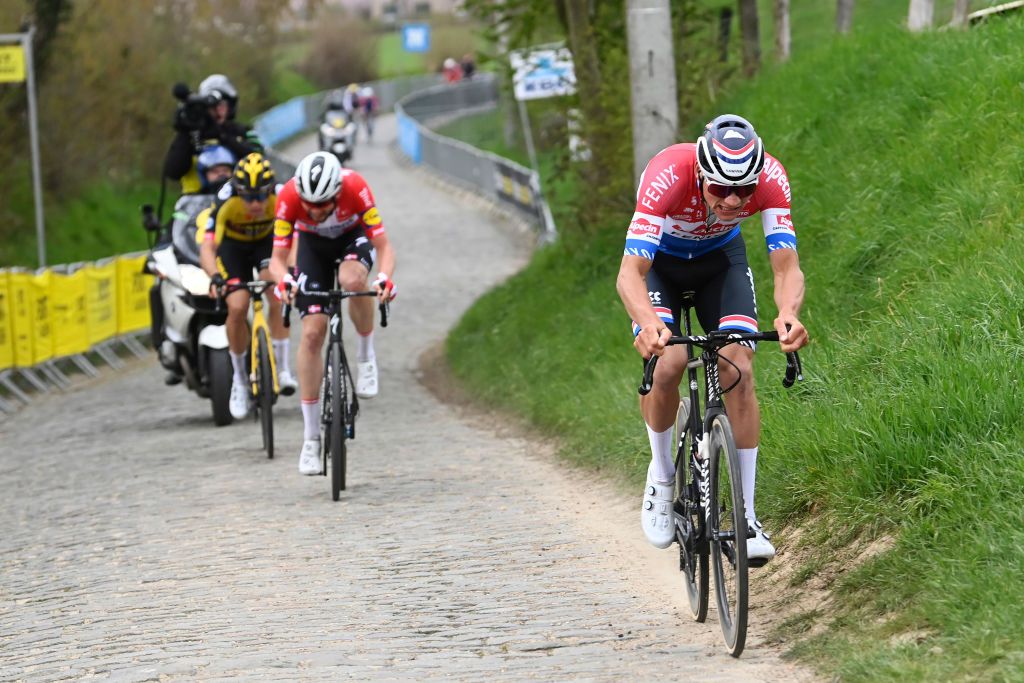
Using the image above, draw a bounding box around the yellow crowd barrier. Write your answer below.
[8,270,34,368]
[116,254,153,335]
[0,271,13,371]
[52,269,90,358]
[86,260,118,345]
[0,252,154,377]
[31,270,54,365]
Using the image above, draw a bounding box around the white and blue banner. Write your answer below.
[510,47,576,101]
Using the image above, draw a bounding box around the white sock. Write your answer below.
[738,447,758,521]
[272,338,290,374]
[357,331,375,363]
[229,351,247,385]
[301,399,320,441]
[646,423,675,484]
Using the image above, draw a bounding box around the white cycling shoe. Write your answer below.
[229,379,250,420]
[641,464,675,549]
[298,439,322,475]
[277,369,298,397]
[746,518,776,566]
[356,359,378,398]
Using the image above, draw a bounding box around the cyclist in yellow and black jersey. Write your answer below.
[199,153,297,418]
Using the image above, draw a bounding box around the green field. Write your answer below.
[445,6,1024,680]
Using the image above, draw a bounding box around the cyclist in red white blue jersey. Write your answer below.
[615,114,809,563]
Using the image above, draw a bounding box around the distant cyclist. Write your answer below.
[269,152,397,475]
[616,114,808,564]
[359,85,378,142]
[199,153,298,418]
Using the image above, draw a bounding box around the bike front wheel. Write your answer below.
[328,340,347,501]
[675,397,709,623]
[255,328,274,459]
[708,413,748,657]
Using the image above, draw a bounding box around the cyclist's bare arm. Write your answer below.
[199,238,219,279]
[369,231,396,286]
[768,248,808,352]
[269,244,290,285]
[617,253,671,358]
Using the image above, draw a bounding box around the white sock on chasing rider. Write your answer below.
[357,331,375,363]
[646,423,675,484]
[738,446,758,521]
[272,338,290,374]
[301,399,320,441]
[229,351,247,385]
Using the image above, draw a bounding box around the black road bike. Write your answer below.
[638,293,802,657]
[286,288,388,501]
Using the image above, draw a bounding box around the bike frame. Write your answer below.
[247,287,279,397]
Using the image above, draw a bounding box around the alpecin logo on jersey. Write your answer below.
[629,217,661,238]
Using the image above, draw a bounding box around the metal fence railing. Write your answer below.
[394,74,557,242]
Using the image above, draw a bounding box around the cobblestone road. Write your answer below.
[0,117,814,681]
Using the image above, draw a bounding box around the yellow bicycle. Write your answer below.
[222,279,279,458]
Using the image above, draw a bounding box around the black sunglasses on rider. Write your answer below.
[301,198,335,209]
[706,182,757,200]
[239,189,270,203]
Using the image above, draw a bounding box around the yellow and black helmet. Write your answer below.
[231,153,275,195]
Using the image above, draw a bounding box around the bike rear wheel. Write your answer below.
[708,413,748,657]
[674,397,709,622]
[255,328,274,459]
[328,340,347,500]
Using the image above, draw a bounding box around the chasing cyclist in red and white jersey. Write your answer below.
[616,114,809,563]
[269,152,397,475]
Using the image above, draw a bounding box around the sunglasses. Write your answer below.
[239,190,270,203]
[706,182,757,199]
[301,198,336,210]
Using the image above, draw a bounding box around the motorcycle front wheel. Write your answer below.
[208,348,233,426]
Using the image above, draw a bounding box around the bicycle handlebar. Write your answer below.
[637,330,802,396]
[282,288,389,329]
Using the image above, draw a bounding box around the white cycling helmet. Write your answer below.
[294,152,342,203]
[695,114,765,186]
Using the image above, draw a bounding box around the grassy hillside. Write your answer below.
[446,10,1024,681]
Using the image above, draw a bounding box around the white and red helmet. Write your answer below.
[294,151,342,203]
[696,114,765,186]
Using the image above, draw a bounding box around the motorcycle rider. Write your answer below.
[199,153,298,418]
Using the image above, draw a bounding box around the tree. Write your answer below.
[908,0,934,31]
[564,0,618,192]
[737,0,760,76]
[774,0,790,61]
[951,0,970,27]
[836,0,855,34]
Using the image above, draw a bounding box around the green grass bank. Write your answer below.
[446,12,1024,682]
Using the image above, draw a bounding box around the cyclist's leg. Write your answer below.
[636,256,688,548]
[256,239,293,384]
[216,240,252,357]
[637,258,686,473]
[294,234,334,444]
[337,231,376,358]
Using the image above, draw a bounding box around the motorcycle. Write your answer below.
[318,109,358,166]
[142,195,234,426]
